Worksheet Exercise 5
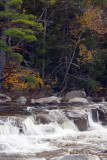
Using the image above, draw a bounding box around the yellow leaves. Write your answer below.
[45,85,51,88]
[79,44,87,56]
[97,87,104,91]
[3,66,44,91]
[69,25,80,39]
[79,8,101,28]
[77,44,97,63]
[3,62,57,91]
[77,8,107,34]
[23,9,26,14]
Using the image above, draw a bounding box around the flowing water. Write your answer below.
[0,102,107,160]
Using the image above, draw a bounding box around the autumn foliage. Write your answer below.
[77,8,107,34]
[3,64,44,91]
[77,44,98,63]
[0,0,106,94]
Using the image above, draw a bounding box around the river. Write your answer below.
[0,102,107,160]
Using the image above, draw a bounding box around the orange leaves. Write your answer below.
[0,21,3,28]
[10,44,23,52]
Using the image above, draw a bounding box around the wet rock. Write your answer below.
[35,158,46,160]
[103,150,107,153]
[88,155,100,160]
[68,97,89,104]
[60,155,88,160]
[87,96,94,103]
[65,111,88,131]
[0,144,6,150]
[30,98,36,104]
[65,111,83,119]
[35,96,61,104]
[36,113,54,124]
[16,96,27,105]
[50,158,59,160]
[64,90,86,101]
[97,106,107,125]
[74,116,88,131]
[92,97,105,103]
[91,109,99,122]
[0,94,11,103]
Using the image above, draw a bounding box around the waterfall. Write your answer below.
[0,104,107,158]
[88,111,106,130]
[49,110,78,131]
[102,97,106,103]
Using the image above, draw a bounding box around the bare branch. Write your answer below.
[61,32,82,89]
[47,3,64,21]
[37,10,45,22]
[22,59,31,67]
[46,61,79,80]
[55,66,65,76]
[68,73,90,81]
[74,2,85,13]
[38,20,54,23]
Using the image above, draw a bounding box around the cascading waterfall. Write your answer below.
[0,103,107,158]
[88,111,105,130]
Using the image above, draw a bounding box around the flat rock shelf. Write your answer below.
[0,102,107,160]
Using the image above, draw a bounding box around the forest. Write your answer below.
[0,0,107,97]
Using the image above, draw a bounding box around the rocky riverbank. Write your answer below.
[0,90,107,160]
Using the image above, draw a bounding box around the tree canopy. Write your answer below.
[0,0,107,95]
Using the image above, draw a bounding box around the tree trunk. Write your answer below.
[0,2,9,93]
[0,50,5,93]
[42,1,48,79]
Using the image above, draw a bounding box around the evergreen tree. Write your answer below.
[0,0,43,92]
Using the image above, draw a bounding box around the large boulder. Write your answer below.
[64,90,86,101]
[35,96,61,104]
[65,111,89,131]
[88,155,100,160]
[16,96,27,105]
[36,113,54,124]
[65,111,83,119]
[68,97,89,104]
[74,116,88,131]
[0,94,11,103]
[60,155,88,160]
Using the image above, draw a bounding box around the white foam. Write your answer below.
[0,104,107,155]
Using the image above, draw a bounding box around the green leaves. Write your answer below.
[10,52,23,63]
[23,29,35,35]
[39,0,55,5]
[5,28,25,39]
[12,19,37,26]
[88,80,100,92]
[0,40,11,52]
[0,39,23,64]
[48,0,55,5]
[5,28,37,42]
[7,0,23,9]
[24,35,37,42]
[0,11,13,19]
[11,18,44,31]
